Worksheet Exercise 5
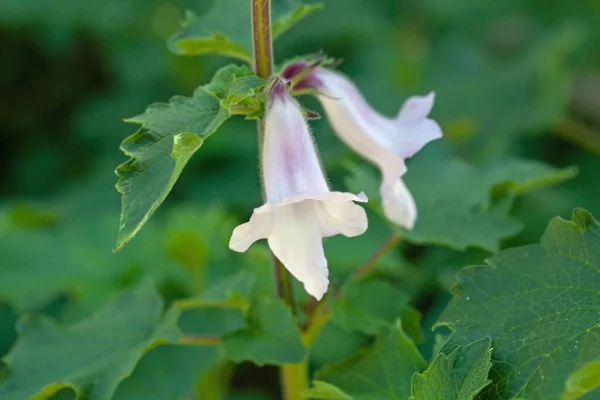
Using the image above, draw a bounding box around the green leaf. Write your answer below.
[562,361,600,400]
[169,0,322,60]
[177,270,255,337]
[435,208,600,399]
[0,281,181,400]
[303,380,352,400]
[409,337,493,400]
[0,209,199,317]
[272,3,324,38]
[113,345,221,400]
[346,146,577,251]
[223,296,305,365]
[0,303,16,359]
[315,322,427,400]
[332,279,422,340]
[115,64,264,250]
[485,158,579,196]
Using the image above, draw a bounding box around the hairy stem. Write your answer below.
[251,0,273,79]
[251,2,304,399]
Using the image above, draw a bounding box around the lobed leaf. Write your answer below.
[409,337,493,400]
[314,322,427,400]
[0,281,181,400]
[115,64,264,250]
[435,208,600,399]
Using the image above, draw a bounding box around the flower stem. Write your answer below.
[280,361,309,400]
[251,0,273,80]
[251,2,305,399]
[272,252,296,315]
[352,231,402,281]
[304,231,402,346]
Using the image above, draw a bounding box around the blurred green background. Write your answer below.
[1,0,599,398]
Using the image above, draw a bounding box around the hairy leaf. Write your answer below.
[436,209,600,399]
[410,337,493,400]
[115,64,264,250]
[0,282,181,400]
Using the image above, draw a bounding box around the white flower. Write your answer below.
[296,66,442,229]
[229,80,368,300]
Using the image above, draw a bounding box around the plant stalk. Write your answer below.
[251,1,305,399]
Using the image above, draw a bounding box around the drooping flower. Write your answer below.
[283,63,442,229]
[229,79,368,300]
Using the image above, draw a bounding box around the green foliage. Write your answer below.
[223,297,306,365]
[177,270,254,337]
[332,279,422,339]
[436,209,600,399]
[347,146,578,251]
[2,0,600,398]
[113,345,221,400]
[303,381,353,400]
[314,322,427,400]
[115,64,264,250]
[561,361,600,400]
[0,282,181,400]
[410,337,493,400]
[169,0,322,60]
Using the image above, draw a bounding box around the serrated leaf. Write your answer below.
[223,297,305,365]
[332,279,422,340]
[169,0,322,60]
[346,146,576,252]
[113,345,221,400]
[0,282,181,400]
[315,322,427,400]
[435,208,600,399]
[303,380,352,400]
[409,337,493,400]
[115,64,264,250]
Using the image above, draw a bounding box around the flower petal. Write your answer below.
[229,211,273,252]
[263,83,329,204]
[397,92,435,122]
[392,93,443,159]
[315,199,368,238]
[380,178,417,229]
[267,202,329,300]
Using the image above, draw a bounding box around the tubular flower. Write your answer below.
[229,79,368,300]
[284,64,442,229]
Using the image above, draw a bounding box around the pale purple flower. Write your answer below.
[229,79,368,300]
[284,64,443,229]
